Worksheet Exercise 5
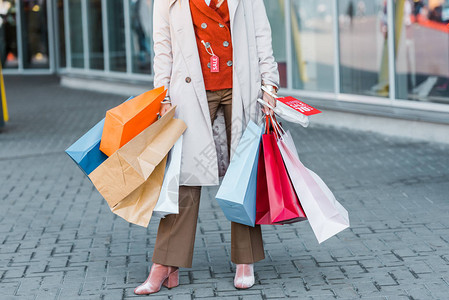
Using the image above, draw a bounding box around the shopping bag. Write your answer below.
[100,86,166,156]
[89,106,187,208]
[256,116,307,225]
[152,135,183,219]
[259,86,321,128]
[277,128,350,243]
[255,136,271,224]
[216,121,263,226]
[65,97,134,176]
[65,119,108,176]
[111,156,167,227]
[257,98,309,128]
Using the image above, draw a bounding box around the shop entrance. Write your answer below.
[0,0,54,73]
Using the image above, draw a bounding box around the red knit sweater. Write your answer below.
[190,0,233,91]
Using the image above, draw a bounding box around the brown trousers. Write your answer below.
[152,88,265,268]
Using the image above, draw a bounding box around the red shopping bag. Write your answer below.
[255,138,271,224]
[255,116,307,225]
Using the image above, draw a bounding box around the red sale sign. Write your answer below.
[277,97,321,116]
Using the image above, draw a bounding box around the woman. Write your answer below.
[134,0,279,294]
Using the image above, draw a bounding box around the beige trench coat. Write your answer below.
[153,0,279,186]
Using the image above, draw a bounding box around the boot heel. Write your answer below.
[163,269,179,288]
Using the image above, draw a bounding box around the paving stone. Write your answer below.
[1,75,449,299]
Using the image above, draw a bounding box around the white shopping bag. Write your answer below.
[278,132,349,243]
[257,98,309,127]
[152,135,183,218]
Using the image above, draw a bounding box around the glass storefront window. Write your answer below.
[264,0,287,88]
[338,0,389,97]
[129,0,152,74]
[108,0,126,72]
[88,0,104,70]
[0,0,18,68]
[291,0,335,92]
[20,0,50,69]
[57,0,66,68]
[395,0,449,104]
[69,0,84,68]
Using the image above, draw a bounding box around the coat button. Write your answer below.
[205,42,210,48]
[223,41,229,47]
[201,23,207,29]
[219,23,225,28]
[227,60,233,67]
[207,62,211,68]
[185,77,191,83]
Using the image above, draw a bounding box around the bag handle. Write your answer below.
[264,114,283,140]
[265,114,270,134]
[258,98,286,136]
[271,114,286,136]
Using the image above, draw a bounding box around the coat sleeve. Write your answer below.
[153,0,173,96]
[251,0,280,89]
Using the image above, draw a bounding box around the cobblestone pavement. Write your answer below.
[1,75,449,300]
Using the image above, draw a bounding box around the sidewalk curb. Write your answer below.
[310,109,449,145]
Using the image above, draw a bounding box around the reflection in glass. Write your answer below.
[395,0,449,104]
[88,0,104,70]
[264,0,287,88]
[130,0,152,74]
[338,0,388,97]
[20,0,49,69]
[57,0,66,68]
[108,0,126,72]
[69,0,84,68]
[0,0,18,68]
[291,0,334,92]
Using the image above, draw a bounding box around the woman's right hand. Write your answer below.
[160,103,172,117]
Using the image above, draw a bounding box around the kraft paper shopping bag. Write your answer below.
[111,156,168,227]
[89,106,186,208]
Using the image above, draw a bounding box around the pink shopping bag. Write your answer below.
[277,129,350,243]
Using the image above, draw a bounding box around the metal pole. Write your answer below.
[52,0,61,71]
[15,0,24,71]
[63,0,72,69]
[47,0,56,73]
[387,0,396,102]
[124,0,132,74]
[81,0,90,69]
[285,0,292,89]
[332,0,341,96]
[101,0,110,72]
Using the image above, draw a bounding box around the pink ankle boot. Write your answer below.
[134,263,179,295]
[234,263,255,289]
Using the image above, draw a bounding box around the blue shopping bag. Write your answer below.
[66,119,108,176]
[216,121,263,227]
[66,96,133,176]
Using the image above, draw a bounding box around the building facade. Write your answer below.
[1,0,449,123]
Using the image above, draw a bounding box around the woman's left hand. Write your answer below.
[262,91,277,115]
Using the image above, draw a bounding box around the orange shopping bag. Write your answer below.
[100,86,166,156]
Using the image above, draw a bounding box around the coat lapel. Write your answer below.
[169,0,212,129]
[227,0,240,27]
